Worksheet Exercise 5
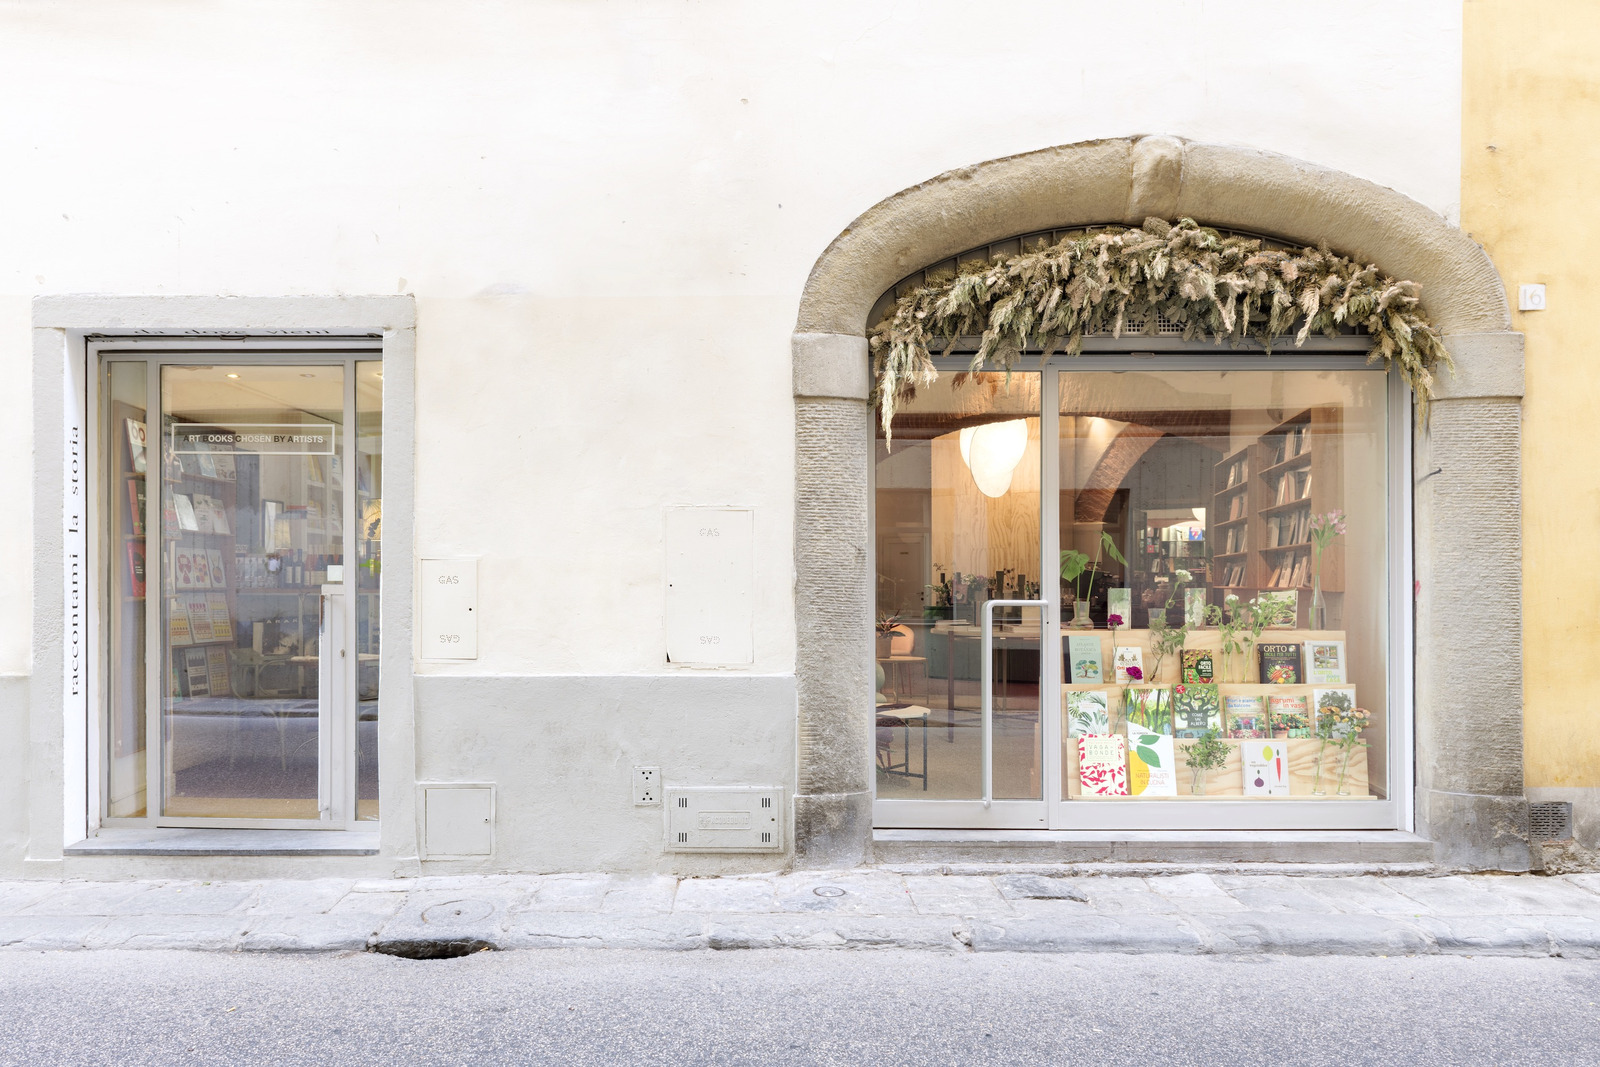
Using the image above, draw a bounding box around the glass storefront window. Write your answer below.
[872,360,1394,826]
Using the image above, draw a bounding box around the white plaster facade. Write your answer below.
[0,1,1475,876]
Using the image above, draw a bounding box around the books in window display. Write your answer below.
[1305,640,1346,684]
[1180,650,1215,685]
[1126,729,1177,796]
[1067,634,1104,684]
[1224,694,1266,738]
[1078,734,1129,796]
[1066,690,1110,738]
[1112,646,1142,684]
[1257,642,1303,684]
[1172,683,1221,738]
[182,647,210,698]
[1125,687,1173,735]
[125,541,146,598]
[1268,694,1311,738]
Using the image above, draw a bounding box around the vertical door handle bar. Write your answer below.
[981,599,1046,809]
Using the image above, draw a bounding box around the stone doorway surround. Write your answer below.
[791,135,1526,870]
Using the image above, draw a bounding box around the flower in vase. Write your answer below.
[1126,666,1143,682]
[1173,569,1193,584]
[1107,614,1124,629]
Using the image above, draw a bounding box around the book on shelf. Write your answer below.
[1126,729,1177,796]
[1268,694,1311,737]
[1066,690,1110,738]
[1180,650,1214,685]
[1067,635,1103,684]
[1078,734,1129,796]
[167,599,192,647]
[196,447,218,480]
[1224,694,1266,738]
[1257,642,1304,684]
[172,493,199,533]
[1312,687,1358,734]
[186,596,216,643]
[125,541,146,598]
[183,646,210,698]
[173,548,195,591]
[213,451,237,482]
[205,647,231,697]
[1125,687,1173,734]
[207,548,227,589]
[191,549,212,590]
[1242,739,1290,796]
[1228,494,1244,520]
[126,479,146,538]
[1112,646,1143,685]
[125,418,148,474]
[162,489,180,533]
[1184,589,1208,628]
[1172,683,1221,738]
[1257,589,1298,627]
[206,592,231,629]
[192,494,215,535]
[1306,640,1346,684]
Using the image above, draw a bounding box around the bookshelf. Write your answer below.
[1208,407,1344,625]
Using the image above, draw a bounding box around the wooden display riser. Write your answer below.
[1063,627,1347,687]
[1064,737,1369,798]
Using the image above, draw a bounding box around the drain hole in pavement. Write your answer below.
[370,939,495,960]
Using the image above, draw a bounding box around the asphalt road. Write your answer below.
[2,948,1598,1065]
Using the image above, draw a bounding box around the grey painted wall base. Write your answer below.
[413,673,796,875]
[792,790,873,869]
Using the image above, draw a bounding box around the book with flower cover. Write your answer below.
[1268,694,1311,737]
[1125,686,1173,735]
[1312,687,1358,734]
[1113,645,1143,684]
[191,550,212,590]
[1066,690,1110,738]
[1126,729,1177,796]
[1180,649,1214,685]
[1172,683,1221,738]
[1224,694,1266,738]
[1078,734,1129,796]
[1184,588,1208,628]
[1257,642,1303,685]
[1068,634,1104,684]
[173,548,196,591]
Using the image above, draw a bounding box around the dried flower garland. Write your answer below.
[868,217,1450,437]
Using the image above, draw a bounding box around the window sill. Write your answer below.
[65,827,380,856]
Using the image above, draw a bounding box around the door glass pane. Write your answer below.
[104,362,149,818]
[873,372,1041,801]
[355,361,382,820]
[159,365,344,820]
[1058,370,1388,804]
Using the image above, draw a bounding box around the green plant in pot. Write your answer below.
[1184,728,1230,796]
[1060,531,1127,627]
[875,612,901,660]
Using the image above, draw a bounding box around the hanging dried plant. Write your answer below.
[867,217,1450,438]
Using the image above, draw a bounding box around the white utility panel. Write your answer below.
[664,507,753,665]
[422,784,495,858]
[664,787,783,852]
[420,558,478,660]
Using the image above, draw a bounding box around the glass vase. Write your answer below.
[1336,744,1355,796]
[1312,740,1329,796]
[1191,766,1207,796]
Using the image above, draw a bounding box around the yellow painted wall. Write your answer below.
[1462,0,1600,792]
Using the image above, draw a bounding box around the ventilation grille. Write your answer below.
[1530,801,1573,842]
[664,787,784,853]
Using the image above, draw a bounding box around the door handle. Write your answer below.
[981,599,1045,809]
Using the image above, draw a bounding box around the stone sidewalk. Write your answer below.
[2,867,1599,957]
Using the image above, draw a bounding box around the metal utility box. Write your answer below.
[663,787,783,852]
[421,784,495,858]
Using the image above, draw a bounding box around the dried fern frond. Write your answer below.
[868,217,1450,439]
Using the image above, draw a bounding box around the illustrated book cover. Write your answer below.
[1257,642,1303,685]
[1312,687,1358,735]
[125,541,146,598]
[126,479,146,537]
[167,599,192,647]
[1078,734,1129,796]
[207,592,231,629]
[1257,589,1299,628]
[1184,588,1208,628]
[1066,690,1110,738]
[183,646,210,698]
[1126,730,1177,796]
[191,550,212,590]
[1112,645,1143,684]
[1125,687,1173,735]
[1268,694,1311,737]
[173,548,196,591]
[172,493,200,533]
[207,549,228,589]
[124,418,147,474]
[1067,635,1104,684]
[1224,693,1266,738]
[186,597,216,644]
[1172,683,1221,738]
[205,647,231,698]
[1242,740,1290,795]
[1305,640,1347,684]
[1180,649,1214,684]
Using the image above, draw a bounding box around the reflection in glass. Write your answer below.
[355,361,382,820]
[104,362,150,817]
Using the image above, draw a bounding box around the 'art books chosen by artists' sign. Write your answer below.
[168,422,336,455]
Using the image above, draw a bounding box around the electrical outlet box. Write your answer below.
[633,765,661,806]
[664,787,783,852]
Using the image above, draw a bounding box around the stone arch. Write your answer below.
[792,136,1526,870]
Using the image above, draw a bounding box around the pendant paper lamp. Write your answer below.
[959,420,1029,498]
